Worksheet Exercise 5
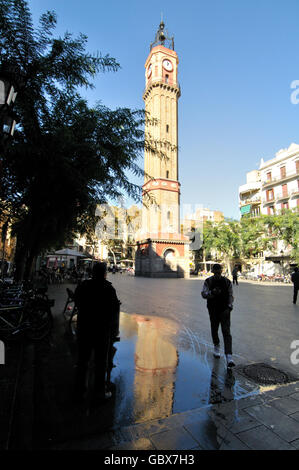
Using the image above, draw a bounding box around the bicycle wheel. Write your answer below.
[0,308,26,342]
[26,305,53,341]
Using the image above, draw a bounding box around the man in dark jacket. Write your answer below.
[291,267,299,304]
[74,262,120,401]
[232,266,239,286]
[201,263,235,368]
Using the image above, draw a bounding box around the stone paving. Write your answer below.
[52,381,299,450]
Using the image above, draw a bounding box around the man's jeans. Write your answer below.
[208,308,232,355]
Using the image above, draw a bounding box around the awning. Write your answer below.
[54,248,85,257]
[240,204,251,215]
[265,255,290,262]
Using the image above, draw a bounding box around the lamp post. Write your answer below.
[0,63,22,279]
[0,65,19,139]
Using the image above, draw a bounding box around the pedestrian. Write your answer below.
[291,267,299,305]
[232,266,239,286]
[201,263,235,368]
[74,262,120,402]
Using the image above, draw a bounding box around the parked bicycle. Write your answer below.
[0,282,54,342]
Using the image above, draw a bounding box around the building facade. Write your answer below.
[238,142,299,276]
[239,170,262,218]
[260,143,299,215]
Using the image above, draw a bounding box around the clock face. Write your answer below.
[147,64,152,78]
[162,59,173,72]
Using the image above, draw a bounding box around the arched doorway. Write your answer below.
[163,248,177,272]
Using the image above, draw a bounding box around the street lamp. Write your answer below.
[0,64,20,138]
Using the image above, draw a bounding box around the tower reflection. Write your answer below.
[121,314,179,422]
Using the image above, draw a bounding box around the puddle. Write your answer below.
[109,312,259,426]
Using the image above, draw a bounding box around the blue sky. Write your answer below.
[28,0,299,219]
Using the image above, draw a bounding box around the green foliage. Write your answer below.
[0,0,155,278]
[263,210,299,263]
[202,211,299,270]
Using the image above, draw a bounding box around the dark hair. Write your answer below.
[92,262,107,279]
[212,263,222,273]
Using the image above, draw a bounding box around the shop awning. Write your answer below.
[240,204,251,215]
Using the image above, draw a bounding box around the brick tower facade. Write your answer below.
[135,22,189,278]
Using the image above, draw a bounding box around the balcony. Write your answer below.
[239,197,261,207]
[262,196,275,206]
[275,192,289,202]
[143,79,181,99]
[290,189,299,198]
[239,182,261,195]
[262,169,299,188]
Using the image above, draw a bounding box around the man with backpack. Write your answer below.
[201,263,235,368]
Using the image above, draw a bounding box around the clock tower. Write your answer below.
[135,21,189,278]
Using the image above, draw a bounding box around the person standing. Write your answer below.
[201,263,235,368]
[291,267,299,305]
[74,262,120,402]
[232,266,239,286]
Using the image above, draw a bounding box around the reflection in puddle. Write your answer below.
[110,312,259,427]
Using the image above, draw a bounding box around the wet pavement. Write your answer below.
[2,277,299,450]
[31,283,259,448]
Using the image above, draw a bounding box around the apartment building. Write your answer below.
[238,143,299,276]
[260,142,299,215]
[239,170,262,218]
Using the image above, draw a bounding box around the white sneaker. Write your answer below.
[226,354,235,368]
[213,345,221,358]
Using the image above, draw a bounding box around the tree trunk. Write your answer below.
[108,247,116,265]
[24,250,36,281]
[203,249,207,271]
[226,256,232,278]
[14,238,28,282]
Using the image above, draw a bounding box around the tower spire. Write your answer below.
[150,19,174,51]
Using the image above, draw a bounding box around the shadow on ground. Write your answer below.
[30,284,261,449]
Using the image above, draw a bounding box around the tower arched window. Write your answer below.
[165,74,169,84]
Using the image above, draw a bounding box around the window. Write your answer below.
[267,189,274,201]
[166,124,169,133]
[166,170,169,179]
[281,202,289,210]
[165,74,169,84]
[267,171,272,181]
[267,206,275,215]
[296,160,299,174]
[280,166,286,178]
[282,184,288,197]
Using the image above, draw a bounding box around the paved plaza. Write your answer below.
[2,274,299,451]
[111,273,299,377]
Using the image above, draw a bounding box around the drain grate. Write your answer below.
[241,363,293,385]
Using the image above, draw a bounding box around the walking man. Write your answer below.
[74,262,120,402]
[201,263,235,368]
[291,267,299,305]
[232,266,239,286]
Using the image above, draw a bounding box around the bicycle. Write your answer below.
[0,286,54,342]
